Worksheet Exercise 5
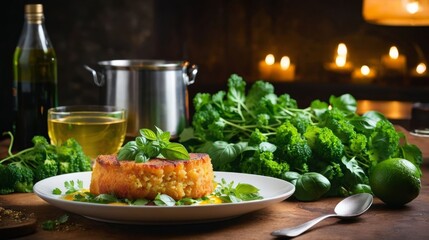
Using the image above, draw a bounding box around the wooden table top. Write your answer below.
[1,127,428,240]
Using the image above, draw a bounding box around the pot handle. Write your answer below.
[84,65,105,87]
[183,62,198,85]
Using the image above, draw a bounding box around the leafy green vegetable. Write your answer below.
[288,172,331,201]
[214,178,262,203]
[52,188,62,195]
[153,193,176,206]
[130,198,150,206]
[42,214,69,231]
[0,132,91,194]
[64,180,84,194]
[180,74,423,200]
[117,127,190,162]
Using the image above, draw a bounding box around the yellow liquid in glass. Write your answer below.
[48,116,127,159]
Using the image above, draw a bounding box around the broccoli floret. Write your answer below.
[367,120,400,163]
[289,112,312,135]
[304,125,344,163]
[0,164,15,194]
[283,142,311,173]
[0,133,91,194]
[4,162,34,193]
[34,159,59,181]
[192,104,223,141]
[57,147,79,174]
[349,133,367,154]
[241,151,289,178]
[276,121,301,145]
[57,138,91,174]
[319,109,357,144]
[248,128,268,146]
[275,122,311,173]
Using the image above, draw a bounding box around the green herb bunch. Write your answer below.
[117,127,190,162]
[180,74,423,201]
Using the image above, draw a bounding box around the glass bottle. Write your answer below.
[13,4,58,150]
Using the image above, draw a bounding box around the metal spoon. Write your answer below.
[271,193,373,238]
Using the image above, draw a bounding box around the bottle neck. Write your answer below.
[18,14,52,50]
[25,13,44,24]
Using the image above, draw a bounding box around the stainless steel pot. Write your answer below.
[84,60,198,138]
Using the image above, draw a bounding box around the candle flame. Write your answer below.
[335,55,346,67]
[265,54,275,65]
[404,0,420,14]
[389,46,399,59]
[337,43,347,56]
[360,65,370,76]
[280,56,291,70]
[416,62,427,74]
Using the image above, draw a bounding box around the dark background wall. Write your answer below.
[1,0,429,134]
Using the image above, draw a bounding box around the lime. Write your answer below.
[369,158,421,207]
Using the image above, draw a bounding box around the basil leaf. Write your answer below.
[135,152,149,163]
[208,141,243,169]
[154,193,176,206]
[228,194,241,203]
[135,136,147,147]
[158,131,171,143]
[119,126,190,162]
[362,110,387,123]
[259,142,276,152]
[329,94,357,113]
[342,157,367,184]
[293,172,331,201]
[176,197,197,206]
[132,199,150,205]
[93,194,118,204]
[310,99,329,117]
[349,115,378,134]
[155,126,164,135]
[117,141,139,160]
[143,143,160,158]
[140,128,157,141]
[161,142,190,160]
[282,171,301,184]
[234,183,262,201]
[235,183,259,195]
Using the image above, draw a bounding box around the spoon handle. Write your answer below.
[271,213,337,237]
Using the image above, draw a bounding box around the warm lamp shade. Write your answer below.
[363,0,429,26]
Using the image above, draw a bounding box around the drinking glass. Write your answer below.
[48,105,127,159]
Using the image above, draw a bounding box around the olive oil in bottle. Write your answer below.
[13,4,58,150]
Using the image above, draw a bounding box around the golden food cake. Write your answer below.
[90,153,214,201]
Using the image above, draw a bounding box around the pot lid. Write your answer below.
[98,59,187,70]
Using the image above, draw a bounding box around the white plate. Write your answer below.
[410,130,429,138]
[33,171,295,225]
